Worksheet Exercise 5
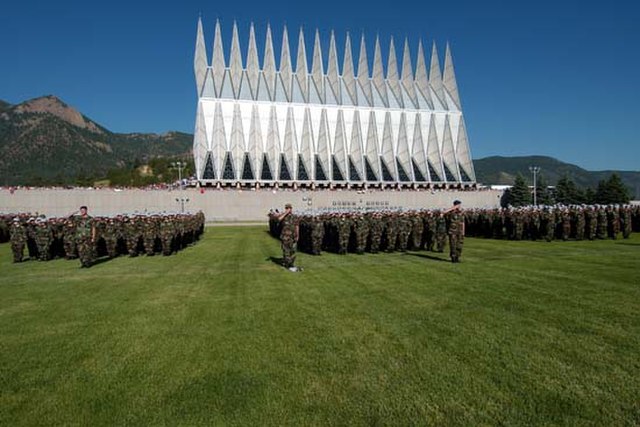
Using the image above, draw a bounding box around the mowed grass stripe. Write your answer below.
[0,227,639,425]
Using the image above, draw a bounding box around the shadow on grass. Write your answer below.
[614,242,640,246]
[404,252,451,263]
[267,256,284,267]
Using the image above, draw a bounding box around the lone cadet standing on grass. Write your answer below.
[446,200,465,263]
[75,206,96,268]
[278,203,300,272]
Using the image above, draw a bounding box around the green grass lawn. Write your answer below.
[1,228,639,426]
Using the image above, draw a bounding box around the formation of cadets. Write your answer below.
[2,210,205,267]
[268,204,638,257]
[464,204,638,241]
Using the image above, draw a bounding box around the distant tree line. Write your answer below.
[503,173,631,207]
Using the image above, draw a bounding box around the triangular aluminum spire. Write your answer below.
[396,113,413,181]
[426,114,444,181]
[441,115,461,182]
[357,34,373,107]
[372,36,388,108]
[349,110,365,181]
[282,107,297,180]
[411,113,429,181]
[265,106,280,179]
[455,116,475,181]
[211,20,226,98]
[386,37,404,108]
[333,110,347,179]
[246,23,260,100]
[326,31,341,105]
[278,26,293,102]
[381,112,396,181]
[365,111,381,181]
[248,105,263,179]
[429,42,446,108]
[310,29,325,104]
[295,27,309,103]
[193,103,208,179]
[443,42,461,110]
[229,21,243,99]
[230,104,246,179]
[194,17,208,97]
[342,33,357,106]
[316,109,331,181]
[414,40,433,109]
[299,108,314,181]
[401,38,418,108]
[212,102,227,180]
[262,24,277,101]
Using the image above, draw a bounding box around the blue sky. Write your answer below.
[1,0,639,171]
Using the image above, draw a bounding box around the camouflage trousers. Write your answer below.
[127,237,139,256]
[310,226,324,255]
[425,231,435,251]
[36,240,51,261]
[105,238,118,258]
[63,236,77,259]
[77,237,95,267]
[11,241,25,262]
[161,238,172,256]
[369,229,382,254]
[435,232,446,252]
[449,232,464,261]
[411,224,424,249]
[281,238,296,268]
[355,228,369,254]
[144,236,156,256]
[397,230,410,251]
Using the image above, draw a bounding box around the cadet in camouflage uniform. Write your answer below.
[310,215,325,255]
[353,213,369,255]
[278,203,299,270]
[159,216,174,255]
[596,207,607,239]
[396,213,412,252]
[574,207,586,240]
[124,216,141,256]
[435,211,447,252]
[62,217,78,259]
[104,218,120,258]
[335,214,353,255]
[585,206,597,240]
[35,218,53,261]
[9,218,27,262]
[424,211,436,251]
[383,213,398,252]
[446,200,465,263]
[621,206,632,239]
[143,216,158,256]
[368,212,383,254]
[75,206,96,268]
[607,206,620,239]
[410,211,424,250]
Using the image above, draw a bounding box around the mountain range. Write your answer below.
[0,96,191,185]
[0,95,638,198]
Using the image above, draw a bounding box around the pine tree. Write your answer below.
[535,174,553,205]
[505,173,532,207]
[595,173,630,204]
[555,175,584,204]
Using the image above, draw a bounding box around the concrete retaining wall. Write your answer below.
[1,188,504,221]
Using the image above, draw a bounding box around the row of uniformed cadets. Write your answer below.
[268,204,638,256]
[4,210,205,266]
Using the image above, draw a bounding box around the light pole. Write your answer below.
[171,161,186,189]
[175,197,190,213]
[529,166,541,206]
